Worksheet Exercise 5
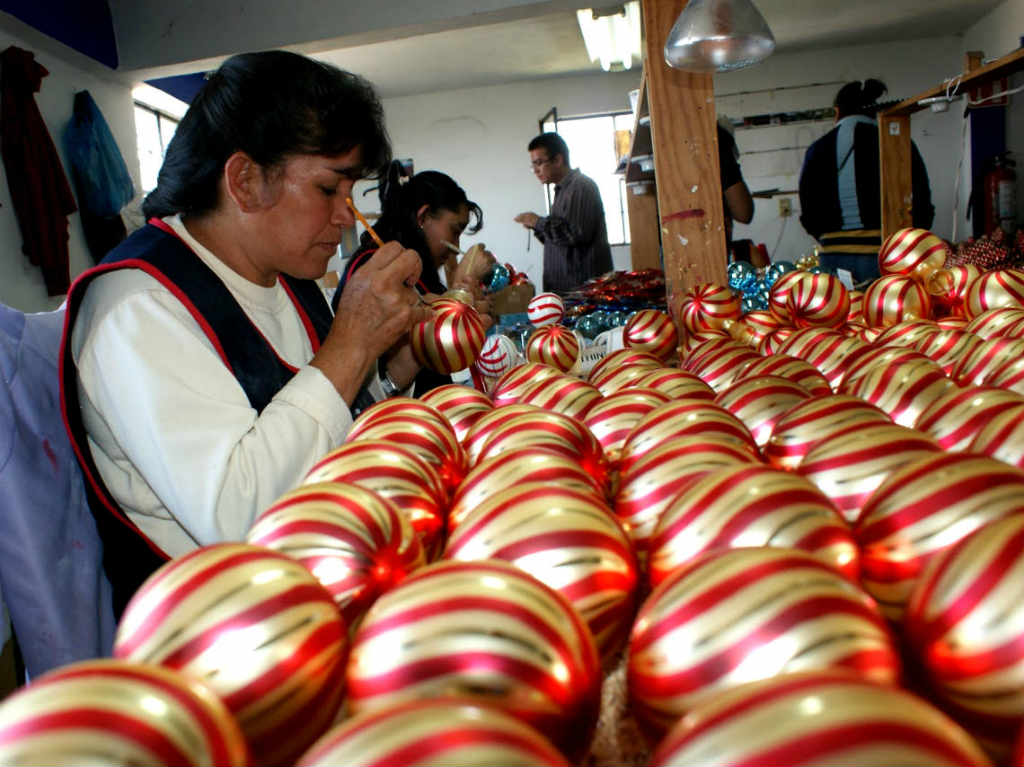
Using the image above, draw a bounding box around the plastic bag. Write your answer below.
[62,90,135,217]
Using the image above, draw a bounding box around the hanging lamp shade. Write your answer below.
[664,0,776,72]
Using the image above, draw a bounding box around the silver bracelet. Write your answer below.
[378,359,403,398]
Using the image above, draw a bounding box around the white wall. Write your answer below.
[714,36,963,262]
[0,25,139,313]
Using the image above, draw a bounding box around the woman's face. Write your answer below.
[249,148,363,284]
[420,203,471,268]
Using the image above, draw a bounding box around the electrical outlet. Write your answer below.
[778,198,792,217]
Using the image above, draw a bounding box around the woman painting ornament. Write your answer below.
[334,162,497,394]
[60,51,430,615]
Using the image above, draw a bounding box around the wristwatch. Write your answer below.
[378,358,403,398]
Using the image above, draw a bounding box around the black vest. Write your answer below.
[60,222,332,617]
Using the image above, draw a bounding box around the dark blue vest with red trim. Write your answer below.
[60,222,333,617]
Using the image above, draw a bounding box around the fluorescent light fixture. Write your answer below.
[664,0,775,73]
[577,2,642,72]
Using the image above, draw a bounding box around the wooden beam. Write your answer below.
[640,0,727,322]
[626,184,662,270]
[879,114,912,238]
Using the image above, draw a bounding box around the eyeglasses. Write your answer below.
[530,157,552,169]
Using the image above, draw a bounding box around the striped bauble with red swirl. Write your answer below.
[113,544,348,766]
[345,559,601,761]
[715,375,811,448]
[840,358,955,427]
[757,326,796,355]
[914,328,984,375]
[768,270,805,323]
[681,336,741,371]
[587,348,662,383]
[735,354,832,396]
[297,699,568,767]
[950,336,1024,385]
[410,297,486,374]
[785,272,851,328]
[872,318,940,348]
[303,440,447,559]
[966,402,1024,469]
[964,268,1024,319]
[837,345,933,391]
[905,515,1024,757]
[525,325,581,373]
[583,388,671,462]
[527,291,565,326]
[928,264,981,317]
[651,672,990,767]
[419,383,492,443]
[461,403,541,465]
[878,227,951,279]
[518,374,603,420]
[0,659,249,766]
[965,306,1024,339]
[623,309,679,362]
[862,274,932,327]
[475,334,521,380]
[775,327,842,360]
[630,367,715,400]
[444,482,638,663]
[987,352,1024,395]
[627,547,899,740]
[246,482,425,626]
[491,362,561,407]
[590,362,663,396]
[682,344,761,392]
[677,283,741,336]
[914,386,1024,452]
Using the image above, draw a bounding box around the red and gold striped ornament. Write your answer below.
[906,515,1024,758]
[938,316,970,330]
[928,264,982,317]
[848,290,865,323]
[734,354,832,396]
[303,440,447,560]
[411,296,487,373]
[757,326,796,355]
[878,227,951,281]
[873,318,941,348]
[768,270,805,324]
[840,358,956,427]
[652,671,991,767]
[732,310,782,348]
[798,422,941,523]
[680,329,732,359]
[913,386,1024,452]
[444,482,638,663]
[346,410,467,496]
[862,274,932,327]
[795,333,870,389]
[476,334,522,380]
[491,363,562,408]
[763,394,891,471]
[246,482,425,627]
[624,309,679,362]
[461,403,541,465]
[785,271,851,328]
[345,559,601,760]
[527,291,565,327]
[618,399,758,474]
[583,388,672,463]
[419,383,493,443]
[525,325,582,373]
[914,329,985,376]
[629,367,714,400]
[683,344,761,392]
[614,435,759,555]
[964,268,1024,319]
[856,453,1024,621]
[0,659,248,766]
[627,547,899,741]
[449,446,606,532]
[113,544,347,766]
[297,699,569,767]
[681,336,743,371]
[837,344,935,391]
[987,352,1024,396]
[591,361,668,397]
[774,327,842,361]
[517,373,603,420]
[950,337,1024,386]
[648,465,857,588]
[714,375,812,448]
[966,402,1024,469]
[678,283,742,335]
[964,307,1024,339]
[587,349,662,384]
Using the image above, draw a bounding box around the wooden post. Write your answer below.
[640,0,727,322]
[879,114,912,238]
[626,184,662,270]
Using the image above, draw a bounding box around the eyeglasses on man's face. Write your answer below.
[530,156,553,170]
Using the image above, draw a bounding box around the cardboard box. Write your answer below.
[491,283,535,315]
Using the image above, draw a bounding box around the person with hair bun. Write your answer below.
[798,78,934,285]
[335,162,496,395]
[59,50,428,614]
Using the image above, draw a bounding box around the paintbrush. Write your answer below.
[346,196,429,306]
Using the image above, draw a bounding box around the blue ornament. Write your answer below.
[765,260,796,288]
[728,261,756,293]
[576,314,602,339]
[591,310,611,330]
[485,263,510,293]
[740,295,759,314]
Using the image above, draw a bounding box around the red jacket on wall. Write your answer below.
[1,45,78,296]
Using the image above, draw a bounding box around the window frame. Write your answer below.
[133,101,180,193]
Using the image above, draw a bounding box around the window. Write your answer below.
[134,104,179,193]
[542,112,635,245]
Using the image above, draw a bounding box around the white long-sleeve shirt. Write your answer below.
[71,215,378,557]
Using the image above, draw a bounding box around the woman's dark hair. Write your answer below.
[834,79,888,118]
[363,161,482,268]
[528,132,570,166]
[143,50,392,220]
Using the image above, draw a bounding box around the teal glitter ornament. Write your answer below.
[728,261,757,293]
[576,314,603,339]
[765,260,796,287]
[485,263,510,293]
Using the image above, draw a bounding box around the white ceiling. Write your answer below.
[295,0,1004,99]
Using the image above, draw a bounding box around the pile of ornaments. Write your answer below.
[564,269,667,340]
[7,228,1024,766]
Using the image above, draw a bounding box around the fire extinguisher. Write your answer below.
[984,152,1018,234]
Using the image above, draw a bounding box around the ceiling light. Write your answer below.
[577,2,642,72]
[664,0,775,73]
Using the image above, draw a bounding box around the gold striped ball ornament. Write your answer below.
[873,318,941,348]
[729,310,781,348]
[411,295,487,373]
[476,333,523,381]
[928,264,982,318]
[0,659,248,767]
[525,325,582,373]
[444,482,638,664]
[837,344,935,391]
[913,386,1024,452]
[785,272,851,328]
[246,482,425,627]
[914,328,985,376]
[964,307,1024,339]
[966,402,1024,469]
[950,337,1024,386]
[680,329,732,359]
[681,336,743,370]
[345,559,601,760]
[517,373,603,420]
[794,333,870,389]
[629,367,714,400]
[304,440,447,560]
[774,326,842,360]
[627,547,899,741]
[714,375,811,448]
[964,268,1024,319]
[862,274,933,327]
[583,388,672,464]
[734,354,832,396]
[113,543,348,766]
[757,326,796,354]
[906,515,1024,758]
[652,671,991,767]
[987,352,1024,396]
[297,699,569,767]
[768,270,806,324]
[878,227,951,281]
[587,348,662,384]
[856,453,1024,621]
[683,344,761,392]
[840,357,956,427]
[797,422,941,523]
[462,403,541,465]
[419,383,493,443]
[624,309,679,362]
[678,283,742,336]
[491,363,562,408]
[848,289,865,323]
[590,361,668,397]
[648,465,857,588]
